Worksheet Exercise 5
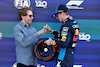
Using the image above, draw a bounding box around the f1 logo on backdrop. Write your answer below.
[35,0,47,8]
[14,0,31,9]
[66,0,84,9]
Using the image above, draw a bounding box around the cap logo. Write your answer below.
[58,10,63,12]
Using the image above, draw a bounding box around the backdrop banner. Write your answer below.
[0,0,100,67]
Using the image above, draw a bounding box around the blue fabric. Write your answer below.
[58,48,66,61]
[55,6,59,14]
[13,21,39,66]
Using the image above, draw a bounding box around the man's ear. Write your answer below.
[62,12,66,16]
[21,15,25,20]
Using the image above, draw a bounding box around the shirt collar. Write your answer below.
[20,21,31,28]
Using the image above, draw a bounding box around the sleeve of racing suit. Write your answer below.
[51,30,59,39]
[52,21,79,48]
[71,22,79,47]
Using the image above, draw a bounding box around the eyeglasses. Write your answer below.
[27,15,33,18]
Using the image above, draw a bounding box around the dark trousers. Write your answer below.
[17,63,37,67]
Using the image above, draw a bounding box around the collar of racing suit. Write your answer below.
[62,16,73,25]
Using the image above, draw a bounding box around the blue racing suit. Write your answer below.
[51,16,79,67]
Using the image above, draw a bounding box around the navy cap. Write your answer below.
[52,5,69,17]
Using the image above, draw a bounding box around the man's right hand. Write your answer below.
[44,24,53,33]
[37,28,47,35]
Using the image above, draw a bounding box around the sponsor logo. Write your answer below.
[72,43,77,47]
[62,36,67,39]
[66,0,84,9]
[0,32,2,40]
[63,27,69,31]
[61,31,68,36]
[79,32,91,41]
[72,24,79,28]
[61,39,66,42]
[14,0,31,9]
[73,36,78,41]
[58,10,63,12]
[73,21,77,23]
[75,29,79,35]
[35,0,47,8]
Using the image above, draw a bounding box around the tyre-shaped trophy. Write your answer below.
[34,38,57,61]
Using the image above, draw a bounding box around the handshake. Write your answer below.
[37,24,53,45]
